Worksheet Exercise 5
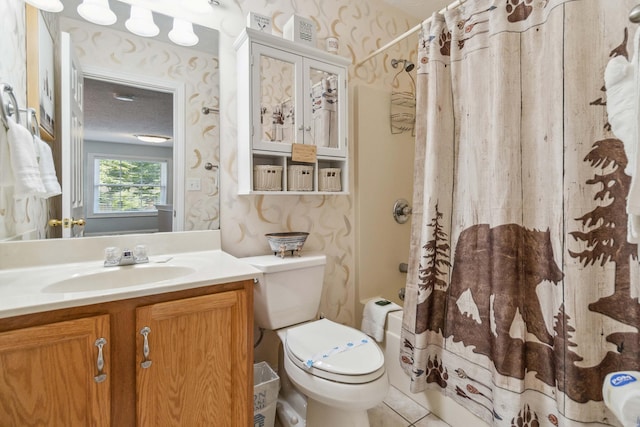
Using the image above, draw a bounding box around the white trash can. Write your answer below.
[254,361,280,427]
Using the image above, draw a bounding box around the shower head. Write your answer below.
[391,58,415,72]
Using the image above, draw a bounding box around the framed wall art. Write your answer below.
[26,4,55,141]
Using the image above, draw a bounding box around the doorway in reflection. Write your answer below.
[83,78,174,236]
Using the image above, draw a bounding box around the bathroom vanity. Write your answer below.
[0,231,259,426]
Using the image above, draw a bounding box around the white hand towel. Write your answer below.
[361,299,402,342]
[0,125,13,187]
[0,127,15,238]
[6,119,45,197]
[35,136,61,197]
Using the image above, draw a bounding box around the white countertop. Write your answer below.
[0,231,262,319]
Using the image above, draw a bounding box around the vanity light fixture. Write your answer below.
[185,0,210,14]
[168,18,199,47]
[125,6,159,38]
[184,0,220,13]
[77,0,117,26]
[23,0,63,13]
[135,134,171,143]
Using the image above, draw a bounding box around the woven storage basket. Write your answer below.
[319,168,341,192]
[254,165,283,191]
[287,165,314,191]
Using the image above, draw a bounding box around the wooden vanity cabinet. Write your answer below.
[0,280,253,427]
[0,315,111,426]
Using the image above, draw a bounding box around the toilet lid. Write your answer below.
[285,318,384,377]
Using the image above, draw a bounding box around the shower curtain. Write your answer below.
[401,0,640,425]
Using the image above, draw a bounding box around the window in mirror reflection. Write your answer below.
[91,156,168,215]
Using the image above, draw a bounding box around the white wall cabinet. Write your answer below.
[235,28,350,194]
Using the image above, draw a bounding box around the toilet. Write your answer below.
[243,253,389,427]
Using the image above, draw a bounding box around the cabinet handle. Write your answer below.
[140,326,152,369]
[94,338,107,383]
[297,125,311,132]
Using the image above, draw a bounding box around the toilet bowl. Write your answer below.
[242,253,389,427]
[277,319,389,427]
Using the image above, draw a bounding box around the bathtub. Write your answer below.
[381,310,489,427]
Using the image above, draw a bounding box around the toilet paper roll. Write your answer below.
[361,298,402,342]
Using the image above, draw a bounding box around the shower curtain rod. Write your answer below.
[356,0,465,67]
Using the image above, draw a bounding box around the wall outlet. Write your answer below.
[187,178,201,191]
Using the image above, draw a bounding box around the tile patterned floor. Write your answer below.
[368,386,451,427]
[273,386,451,427]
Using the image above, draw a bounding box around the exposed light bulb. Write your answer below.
[24,0,64,13]
[168,18,199,47]
[77,0,116,26]
[125,5,159,38]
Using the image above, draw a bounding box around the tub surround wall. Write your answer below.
[383,311,489,427]
[354,84,414,327]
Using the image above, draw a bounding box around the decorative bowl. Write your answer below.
[265,232,309,257]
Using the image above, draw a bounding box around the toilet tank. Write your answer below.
[242,253,326,330]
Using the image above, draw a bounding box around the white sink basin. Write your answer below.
[42,264,197,293]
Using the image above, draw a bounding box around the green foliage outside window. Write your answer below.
[94,158,167,214]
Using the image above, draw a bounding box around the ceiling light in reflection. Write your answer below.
[125,5,159,37]
[77,0,116,26]
[135,134,171,143]
[168,18,199,47]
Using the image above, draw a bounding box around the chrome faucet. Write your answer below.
[104,245,149,267]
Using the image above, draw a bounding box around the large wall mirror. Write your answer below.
[54,0,220,236]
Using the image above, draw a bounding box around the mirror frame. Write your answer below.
[82,64,186,232]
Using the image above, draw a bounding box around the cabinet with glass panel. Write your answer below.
[235,28,350,194]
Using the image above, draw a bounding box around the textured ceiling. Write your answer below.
[83,79,174,147]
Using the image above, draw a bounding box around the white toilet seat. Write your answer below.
[283,318,386,384]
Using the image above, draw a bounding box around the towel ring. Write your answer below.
[0,83,20,130]
[20,107,40,138]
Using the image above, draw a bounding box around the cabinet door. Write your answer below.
[304,57,347,158]
[0,315,111,426]
[136,290,250,426]
[252,43,303,152]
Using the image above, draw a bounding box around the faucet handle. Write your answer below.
[104,247,122,267]
[134,245,149,263]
